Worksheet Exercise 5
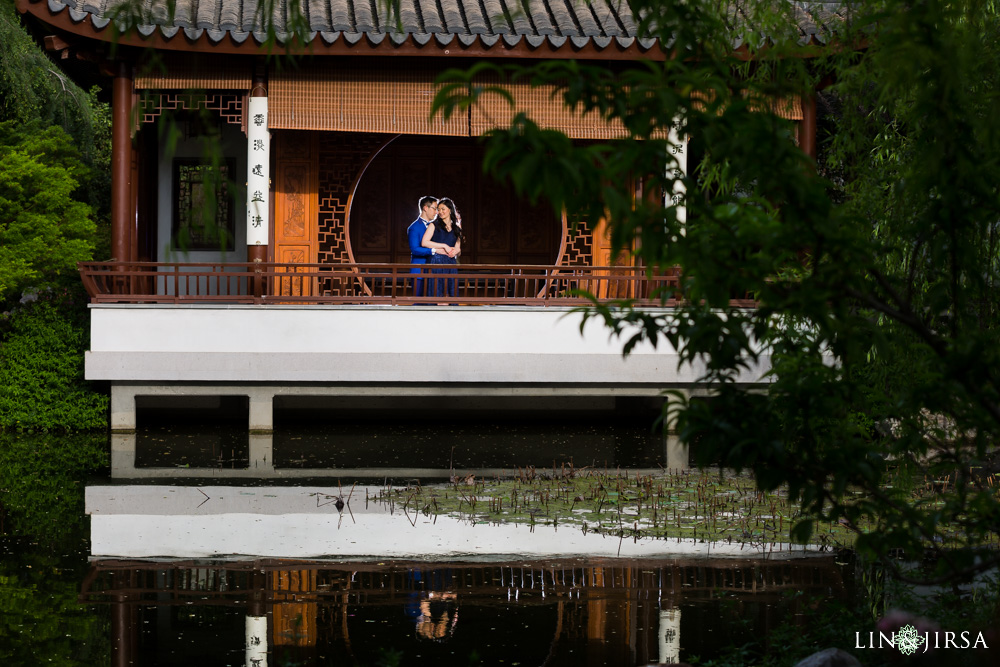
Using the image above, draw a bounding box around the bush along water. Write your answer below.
[0,286,107,432]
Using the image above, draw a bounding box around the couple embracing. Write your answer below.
[406,195,465,299]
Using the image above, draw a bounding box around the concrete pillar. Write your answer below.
[249,434,275,473]
[665,435,689,471]
[248,390,273,433]
[664,389,690,470]
[110,385,137,432]
[110,433,137,477]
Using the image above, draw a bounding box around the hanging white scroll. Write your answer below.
[246,96,270,247]
[245,614,268,667]
[668,118,687,227]
[658,608,682,665]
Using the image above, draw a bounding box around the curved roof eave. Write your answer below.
[16,0,845,60]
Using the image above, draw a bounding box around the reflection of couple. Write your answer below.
[403,569,458,642]
[406,196,464,299]
[414,591,458,641]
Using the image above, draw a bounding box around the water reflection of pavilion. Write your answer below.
[83,557,849,666]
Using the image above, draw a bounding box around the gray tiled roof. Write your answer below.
[41,0,847,52]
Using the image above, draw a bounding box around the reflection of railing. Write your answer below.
[80,558,843,606]
[77,262,756,307]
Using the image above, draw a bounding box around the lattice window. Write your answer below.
[317,133,391,263]
[546,219,596,297]
[559,219,594,267]
[138,92,244,126]
[315,132,395,297]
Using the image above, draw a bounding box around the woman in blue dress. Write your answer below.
[421,197,464,300]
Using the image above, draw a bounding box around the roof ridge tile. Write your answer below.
[528,0,555,36]
[548,0,581,37]
[354,0,374,32]
[481,0,510,34]
[330,0,350,31]
[399,0,420,34]
[27,0,849,54]
[467,0,489,34]
[419,0,444,33]
[503,0,533,36]
[438,0,464,34]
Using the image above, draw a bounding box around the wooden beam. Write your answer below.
[43,34,70,51]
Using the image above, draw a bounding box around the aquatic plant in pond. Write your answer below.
[373,466,863,550]
[375,463,1000,554]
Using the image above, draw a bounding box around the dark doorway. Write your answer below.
[349,136,561,265]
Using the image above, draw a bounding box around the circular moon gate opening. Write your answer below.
[349,135,562,266]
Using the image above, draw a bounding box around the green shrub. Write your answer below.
[0,290,107,431]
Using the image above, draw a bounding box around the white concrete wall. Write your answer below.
[86,305,772,386]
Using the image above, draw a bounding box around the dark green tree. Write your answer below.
[0,121,97,301]
[432,0,1000,582]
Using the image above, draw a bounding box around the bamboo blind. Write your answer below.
[270,65,469,135]
[468,79,801,135]
[269,65,802,135]
[751,94,804,120]
[134,55,251,90]
[693,89,804,120]
[470,74,629,140]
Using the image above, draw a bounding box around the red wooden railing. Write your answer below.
[77,262,754,307]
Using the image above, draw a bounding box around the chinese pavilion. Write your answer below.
[16,0,843,469]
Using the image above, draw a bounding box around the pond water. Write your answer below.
[0,427,859,666]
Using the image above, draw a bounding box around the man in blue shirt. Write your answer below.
[407,196,439,298]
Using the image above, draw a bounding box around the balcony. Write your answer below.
[78,262,767,435]
[78,261,749,307]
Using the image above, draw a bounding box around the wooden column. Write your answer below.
[129,122,140,265]
[111,595,134,667]
[111,62,133,262]
[800,93,818,161]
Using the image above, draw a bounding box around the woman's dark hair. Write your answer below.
[434,198,464,242]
